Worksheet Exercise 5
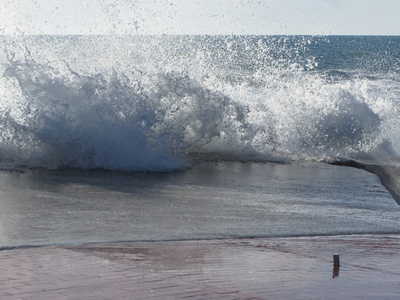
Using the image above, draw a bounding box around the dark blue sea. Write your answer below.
[0,35,399,247]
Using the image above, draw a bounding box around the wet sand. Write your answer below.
[1,234,400,299]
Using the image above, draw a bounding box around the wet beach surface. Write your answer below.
[1,161,400,298]
[1,235,400,299]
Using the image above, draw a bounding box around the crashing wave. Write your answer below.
[0,36,399,171]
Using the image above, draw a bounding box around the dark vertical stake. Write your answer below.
[333,265,340,278]
[333,255,340,266]
[332,254,340,278]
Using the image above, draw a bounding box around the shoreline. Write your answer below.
[2,231,400,252]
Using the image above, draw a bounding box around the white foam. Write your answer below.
[0,36,399,171]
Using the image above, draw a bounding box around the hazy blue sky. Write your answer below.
[1,0,399,35]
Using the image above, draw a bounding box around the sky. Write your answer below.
[0,0,399,35]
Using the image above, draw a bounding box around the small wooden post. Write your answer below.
[333,255,340,266]
[332,254,340,278]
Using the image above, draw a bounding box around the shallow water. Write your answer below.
[0,161,399,248]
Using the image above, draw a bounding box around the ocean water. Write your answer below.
[1,161,399,248]
[0,35,400,247]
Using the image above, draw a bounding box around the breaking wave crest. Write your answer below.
[0,36,399,171]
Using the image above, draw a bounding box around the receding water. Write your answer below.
[0,161,399,248]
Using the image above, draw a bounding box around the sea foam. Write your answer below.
[0,36,399,171]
